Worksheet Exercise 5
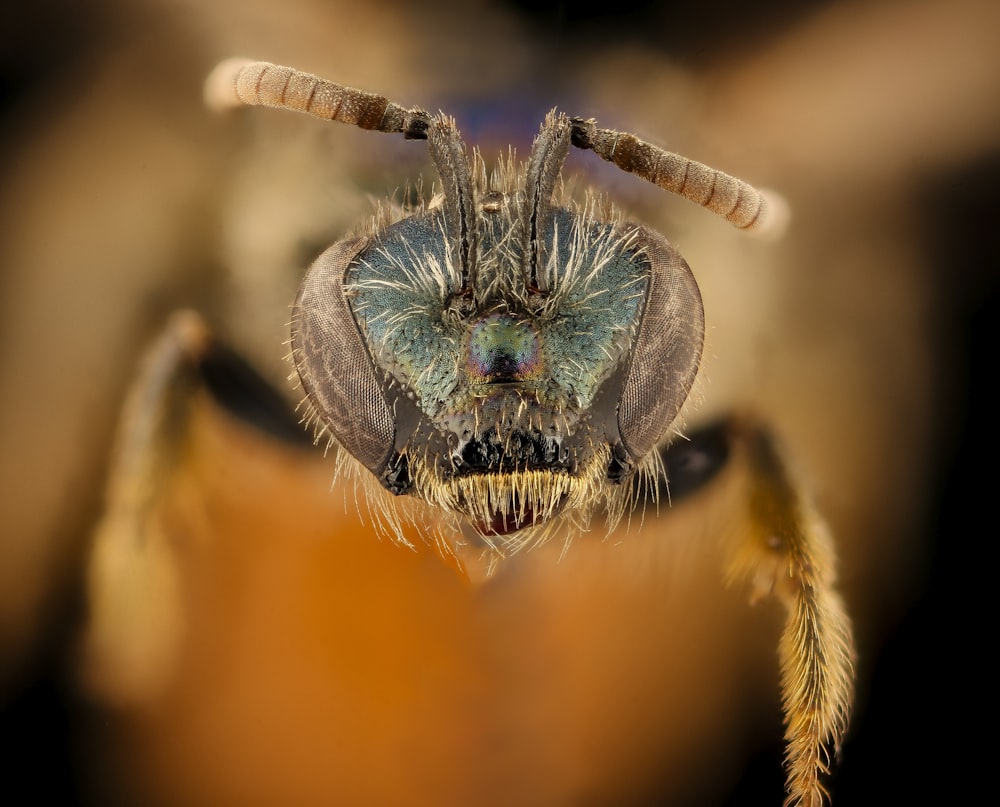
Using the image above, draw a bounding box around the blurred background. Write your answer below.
[1,0,997,804]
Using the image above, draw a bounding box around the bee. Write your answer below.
[206,60,855,805]
[204,59,777,557]
[88,59,854,807]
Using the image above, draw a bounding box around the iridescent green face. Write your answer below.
[342,201,660,537]
[291,113,705,550]
[293,175,703,545]
[350,205,644,419]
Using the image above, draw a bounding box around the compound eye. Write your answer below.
[618,226,705,461]
[291,237,396,475]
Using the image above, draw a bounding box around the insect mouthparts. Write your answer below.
[473,495,549,537]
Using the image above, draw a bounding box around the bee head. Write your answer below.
[292,114,704,547]
[210,61,775,552]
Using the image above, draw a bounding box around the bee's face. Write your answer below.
[292,163,703,549]
[196,61,770,555]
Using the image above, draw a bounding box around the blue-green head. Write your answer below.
[281,103,770,553]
